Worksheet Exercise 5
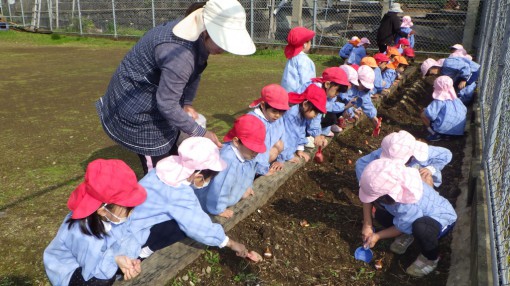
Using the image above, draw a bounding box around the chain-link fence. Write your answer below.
[1,0,482,53]
[477,0,510,285]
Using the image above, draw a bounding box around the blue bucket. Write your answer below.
[354,246,373,263]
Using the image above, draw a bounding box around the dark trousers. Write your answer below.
[377,43,388,53]
[321,112,341,128]
[69,268,115,286]
[143,220,187,253]
[374,208,447,260]
[137,133,180,175]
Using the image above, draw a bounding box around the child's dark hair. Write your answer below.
[185,2,206,16]
[66,204,134,238]
[329,81,349,93]
[299,100,322,116]
[374,194,396,205]
[198,169,219,181]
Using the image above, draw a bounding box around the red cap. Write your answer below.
[223,114,267,153]
[373,53,390,64]
[397,38,410,46]
[67,159,147,219]
[312,67,350,87]
[249,84,290,110]
[350,64,360,71]
[403,47,415,57]
[284,27,315,59]
[288,84,327,113]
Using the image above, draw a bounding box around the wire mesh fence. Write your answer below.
[477,0,510,285]
[1,0,482,53]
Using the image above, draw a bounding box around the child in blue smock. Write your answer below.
[395,16,415,48]
[280,84,327,163]
[115,137,255,261]
[440,56,471,90]
[360,159,457,277]
[346,37,370,65]
[281,27,316,93]
[339,36,360,60]
[194,115,266,218]
[361,56,384,95]
[355,130,452,187]
[44,159,148,285]
[307,67,352,136]
[248,84,289,176]
[352,65,383,137]
[382,55,408,89]
[450,55,480,105]
[337,64,361,125]
[421,76,467,141]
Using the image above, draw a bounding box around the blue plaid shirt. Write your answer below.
[441,57,471,84]
[96,20,208,156]
[425,98,467,135]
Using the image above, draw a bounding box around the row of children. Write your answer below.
[44,22,469,285]
[419,43,477,141]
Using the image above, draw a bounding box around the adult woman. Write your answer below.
[376,3,411,53]
[96,0,256,174]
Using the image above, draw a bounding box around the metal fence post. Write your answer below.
[48,0,53,31]
[462,0,481,50]
[55,0,58,29]
[111,0,117,38]
[250,0,254,38]
[8,1,12,22]
[312,0,317,48]
[20,0,26,26]
[151,0,155,28]
[77,0,82,35]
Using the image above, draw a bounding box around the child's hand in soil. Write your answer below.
[364,232,380,249]
[362,224,374,245]
[245,250,263,262]
[314,135,327,147]
[295,151,310,162]
[227,239,248,257]
[218,209,234,218]
[242,187,255,199]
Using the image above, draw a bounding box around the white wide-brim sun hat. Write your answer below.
[173,0,255,56]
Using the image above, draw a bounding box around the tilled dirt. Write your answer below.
[169,72,466,286]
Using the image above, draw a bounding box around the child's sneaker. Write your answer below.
[406,254,439,277]
[372,117,382,137]
[331,125,343,133]
[390,234,414,254]
[305,136,315,148]
[426,133,443,142]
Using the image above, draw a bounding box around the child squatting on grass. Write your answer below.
[359,158,457,277]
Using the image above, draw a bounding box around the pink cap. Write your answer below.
[450,49,468,58]
[156,137,227,186]
[312,67,350,87]
[436,58,445,67]
[357,37,371,46]
[224,114,267,153]
[249,84,290,110]
[68,159,147,219]
[397,38,410,46]
[359,159,424,204]
[432,76,458,101]
[339,64,359,86]
[358,65,375,90]
[450,44,464,51]
[465,54,473,61]
[401,16,413,28]
[284,27,315,59]
[421,58,440,77]
[380,130,429,162]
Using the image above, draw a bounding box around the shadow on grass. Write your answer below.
[0,275,34,286]
[0,145,141,212]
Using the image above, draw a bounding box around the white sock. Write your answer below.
[139,246,154,259]
[427,127,435,135]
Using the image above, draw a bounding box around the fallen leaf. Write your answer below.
[300,220,310,227]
